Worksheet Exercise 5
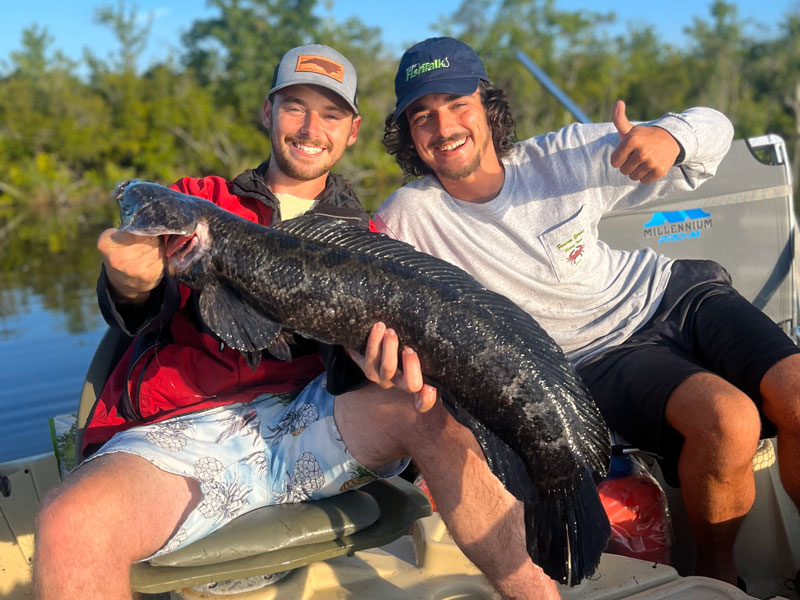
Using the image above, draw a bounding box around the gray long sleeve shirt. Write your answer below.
[374,108,734,364]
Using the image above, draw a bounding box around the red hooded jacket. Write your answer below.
[82,163,373,456]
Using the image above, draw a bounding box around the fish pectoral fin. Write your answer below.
[244,350,263,370]
[199,277,284,356]
[267,335,293,362]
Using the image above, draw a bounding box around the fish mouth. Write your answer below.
[165,233,198,258]
[164,222,210,274]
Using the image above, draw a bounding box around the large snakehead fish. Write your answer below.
[115,179,611,584]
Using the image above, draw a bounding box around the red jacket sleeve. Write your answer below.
[170,176,273,224]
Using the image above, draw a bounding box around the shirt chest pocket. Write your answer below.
[538,206,593,283]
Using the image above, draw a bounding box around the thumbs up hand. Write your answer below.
[612,99,634,137]
[609,100,681,184]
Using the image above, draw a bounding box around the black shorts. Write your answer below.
[576,259,799,485]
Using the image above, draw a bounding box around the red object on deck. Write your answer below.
[414,475,438,513]
[597,458,673,565]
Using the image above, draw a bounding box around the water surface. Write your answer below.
[0,289,106,462]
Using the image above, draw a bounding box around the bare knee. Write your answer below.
[34,468,139,598]
[36,486,69,553]
[686,399,760,474]
[669,376,761,474]
[34,486,99,580]
[761,355,800,430]
[36,453,199,566]
[336,384,465,466]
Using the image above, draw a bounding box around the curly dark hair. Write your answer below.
[382,81,516,179]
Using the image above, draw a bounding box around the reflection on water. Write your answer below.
[0,218,111,462]
[0,290,106,462]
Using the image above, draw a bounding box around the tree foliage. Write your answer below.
[1,0,799,314]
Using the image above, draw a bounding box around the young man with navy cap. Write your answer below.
[377,36,800,591]
[36,43,526,599]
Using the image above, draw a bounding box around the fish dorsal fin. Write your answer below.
[274,214,490,291]
[198,276,289,365]
[274,215,563,356]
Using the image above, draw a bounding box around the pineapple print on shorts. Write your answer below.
[144,419,196,452]
[339,464,377,492]
[216,408,261,445]
[161,528,189,554]
[193,455,253,525]
[263,403,319,443]
[274,451,325,503]
[243,449,268,477]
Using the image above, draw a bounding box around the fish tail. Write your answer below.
[524,474,610,585]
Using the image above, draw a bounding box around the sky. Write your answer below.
[1,0,798,74]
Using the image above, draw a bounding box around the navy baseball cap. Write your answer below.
[392,37,489,122]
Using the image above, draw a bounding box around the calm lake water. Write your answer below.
[0,288,106,463]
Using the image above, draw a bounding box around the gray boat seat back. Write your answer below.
[599,136,797,341]
[601,136,796,460]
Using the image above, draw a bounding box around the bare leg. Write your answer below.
[335,384,559,600]
[665,372,761,585]
[760,354,800,506]
[34,452,201,600]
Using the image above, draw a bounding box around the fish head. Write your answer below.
[116,180,208,236]
[115,179,215,288]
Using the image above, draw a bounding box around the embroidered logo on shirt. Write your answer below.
[557,230,585,265]
[296,55,345,82]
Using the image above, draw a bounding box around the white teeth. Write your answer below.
[440,138,466,151]
[295,143,324,155]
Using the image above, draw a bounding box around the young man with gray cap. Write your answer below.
[378,36,800,591]
[34,43,518,599]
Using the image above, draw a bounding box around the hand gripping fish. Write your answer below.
[116,180,611,584]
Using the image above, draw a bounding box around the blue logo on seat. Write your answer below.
[643,209,713,244]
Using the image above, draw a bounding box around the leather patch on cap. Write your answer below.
[296,55,345,82]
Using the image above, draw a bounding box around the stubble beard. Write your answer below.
[272,136,336,182]
[437,150,482,180]
[431,134,489,181]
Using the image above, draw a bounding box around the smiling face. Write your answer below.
[263,84,361,194]
[405,89,499,184]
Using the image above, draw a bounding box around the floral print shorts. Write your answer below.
[87,373,409,559]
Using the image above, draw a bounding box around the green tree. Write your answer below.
[181,0,320,127]
[440,0,617,137]
[311,12,402,209]
[4,0,800,328]
[91,0,152,74]
[744,12,800,187]
[608,26,691,120]
[683,1,753,118]
[0,25,112,261]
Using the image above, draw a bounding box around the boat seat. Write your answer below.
[74,327,432,594]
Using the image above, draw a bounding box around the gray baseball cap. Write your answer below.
[269,44,358,113]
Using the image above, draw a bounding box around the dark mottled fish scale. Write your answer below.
[116,180,611,584]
